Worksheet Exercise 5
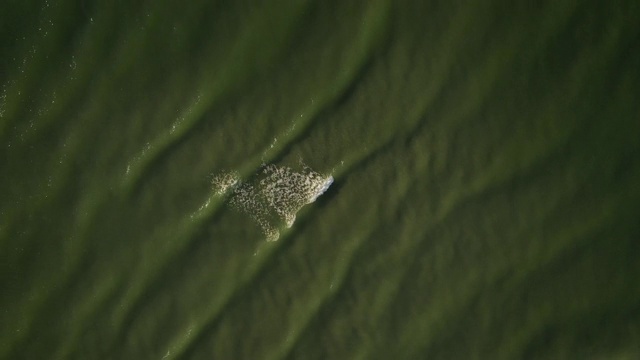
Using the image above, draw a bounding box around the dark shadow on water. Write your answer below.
[313,177,343,209]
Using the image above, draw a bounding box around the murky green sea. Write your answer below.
[1,0,640,359]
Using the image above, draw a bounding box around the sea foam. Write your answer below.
[212,163,333,241]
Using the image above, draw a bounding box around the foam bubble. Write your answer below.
[213,163,333,241]
[211,170,239,195]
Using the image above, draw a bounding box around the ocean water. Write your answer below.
[1,0,640,359]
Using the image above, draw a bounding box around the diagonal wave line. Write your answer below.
[383,96,640,355]
[112,4,632,354]
[269,189,412,359]
[162,7,393,360]
[165,2,500,353]
[233,1,392,176]
[0,4,211,348]
[168,193,348,360]
[104,4,393,358]
[4,4,314,354]
[101,190,231,349]
[272,7,604,358]
[277,130,577,360]
[395,185,631,357]
[120,1,314,196]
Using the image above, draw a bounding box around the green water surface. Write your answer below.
[1,0,640,359]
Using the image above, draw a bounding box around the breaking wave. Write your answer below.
[211,163,333,241]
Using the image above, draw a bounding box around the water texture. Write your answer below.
[1,0,640,359]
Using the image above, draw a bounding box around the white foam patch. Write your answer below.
[212,163,333,241]
[211,170,240,195]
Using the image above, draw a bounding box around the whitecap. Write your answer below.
[212,163,333,241]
